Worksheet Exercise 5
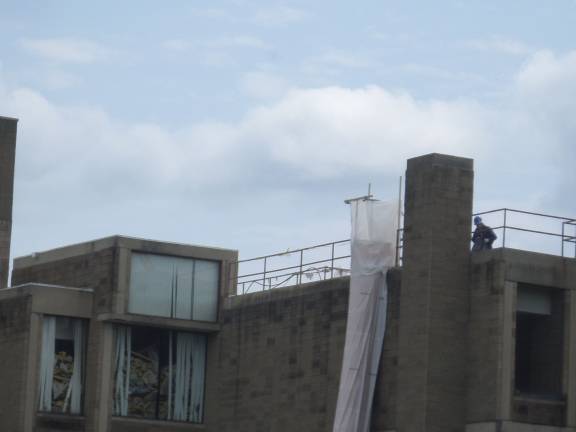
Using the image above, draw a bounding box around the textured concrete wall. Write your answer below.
[12,247,117,432]
[0,116,17,289]
[12,246,118,313]
[396,153,474,432]
[468,249,576,428]
[212,270,401,432]
[215,277,349,432]
[0,295,32,432]
[467,256,508,423]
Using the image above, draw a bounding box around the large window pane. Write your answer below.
[128,254,174,317]
[113,325,207,423]
[38,316,86,414]
[128,253,219,322]
[193,260,219,322]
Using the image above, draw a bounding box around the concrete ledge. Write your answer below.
[471,248,576,290]
[36,413,85,431]
[14,235,238,269]
[97,312,221,333]
[225,275,350,308]
[0,283,93,318]
[111,416,206,431]
[467,421,576,432]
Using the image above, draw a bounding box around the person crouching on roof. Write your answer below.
[472,216,497,251]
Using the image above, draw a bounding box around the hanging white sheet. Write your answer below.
[332,199,398,432]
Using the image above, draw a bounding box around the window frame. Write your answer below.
[112,324,209,424]
[37,315,88,416]
[125,251,222,323]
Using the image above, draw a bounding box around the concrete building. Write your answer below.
[1,117,575,432]
[0,116,17,289]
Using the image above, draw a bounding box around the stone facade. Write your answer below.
[0,116,17,289]
[0,296,32,432]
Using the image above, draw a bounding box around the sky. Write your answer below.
[1,0,575,266]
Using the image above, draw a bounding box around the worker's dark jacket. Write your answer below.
[472,223,497,251]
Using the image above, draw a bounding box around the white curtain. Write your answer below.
[39,316,56,412]
[172,332,206,422]
[113,326,131,416]
[189,334,206,423]
[62,320,84,414]
[167,331,173,419]
[332,200,398,432]
[173,332,193,421]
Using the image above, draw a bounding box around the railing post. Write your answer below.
[395,229,400,267]
[331,243,335,279]
[503,209,507,248]
[263,257,267,292]
[562,221,565,257]
[299,250,304,285]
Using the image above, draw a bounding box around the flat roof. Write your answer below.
[14,235,238,269]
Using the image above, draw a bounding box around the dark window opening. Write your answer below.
[38,316,87,415]
[514,285,564,399]
[113,325,207,423]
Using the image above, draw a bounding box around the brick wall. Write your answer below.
[0,117,17,289]
[0,295,32,432]
[213,270,401,432]
[467,257,507,422]
[12,247,118,313]
[12,249,117,432]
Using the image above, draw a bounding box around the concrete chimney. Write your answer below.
[0,116,17,289]
[396,153,474,432]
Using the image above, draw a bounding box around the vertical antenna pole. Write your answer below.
[395,175,402,266]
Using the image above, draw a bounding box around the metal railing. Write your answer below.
[229,208,575,295]
[473,208,576,257]
[230,239,351,295]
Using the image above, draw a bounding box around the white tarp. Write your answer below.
[332,199,398,432]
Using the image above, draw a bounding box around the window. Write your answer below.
[113,325,207,423]
[128,253,219,322]
[38,316,86,414]
[515,284,564,397]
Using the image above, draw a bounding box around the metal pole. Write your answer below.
[396,175,402,266]
[562,221,565,257]
[299,250,304,285]
[503,209,507,248]
[331,242,336,279]
[263,257,267,292]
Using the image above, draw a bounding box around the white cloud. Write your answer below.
[20,38,111,64]
[1,49,575,224]
[466,35,534,56]
[253,6,308,25]
[240,71,291,99]
[2,49,576,261]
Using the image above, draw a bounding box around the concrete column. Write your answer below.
[0,116,17,289]
[396,153,474,432]
[565,286,576,427]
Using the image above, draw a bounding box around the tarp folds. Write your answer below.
[332,200,398,432]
